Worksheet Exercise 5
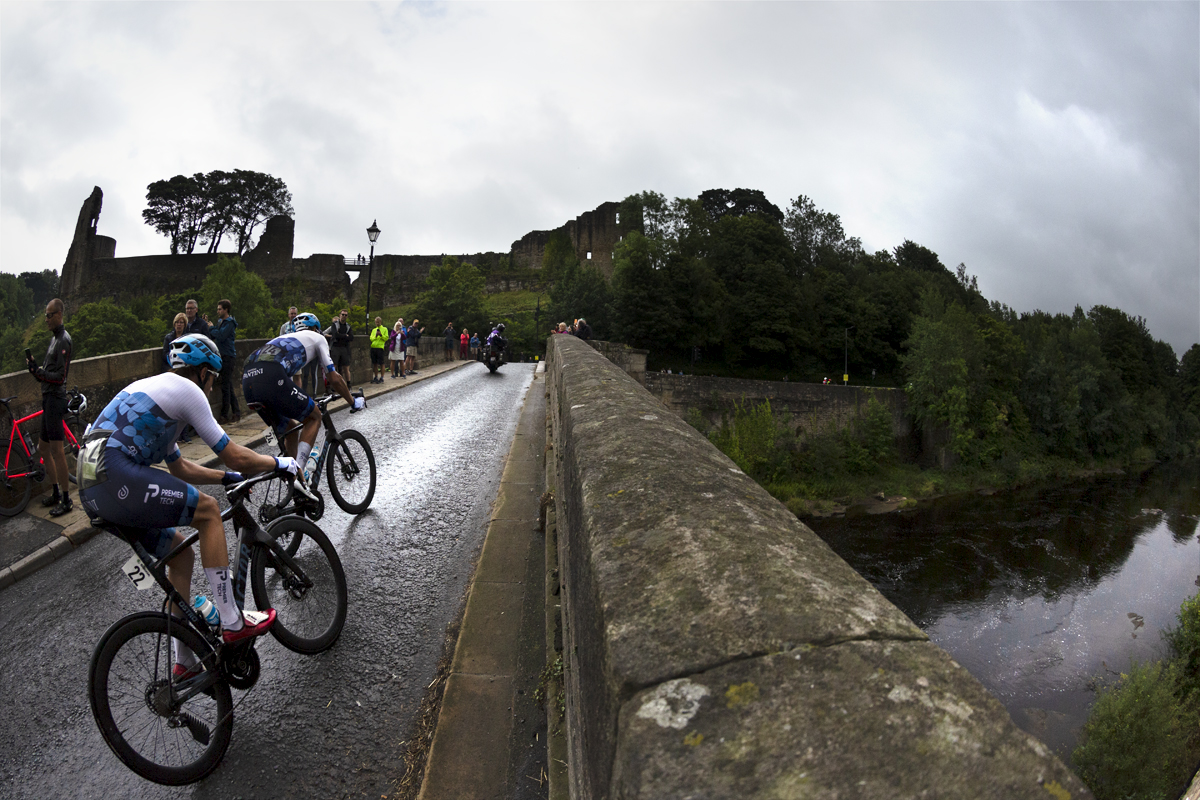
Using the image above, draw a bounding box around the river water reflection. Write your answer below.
[809,460,1200,759]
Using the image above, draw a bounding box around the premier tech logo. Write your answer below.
[144,484,185,504]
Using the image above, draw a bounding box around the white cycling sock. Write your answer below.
[296,441,313,470]
[204,567,243,630]
[173,638,198,669]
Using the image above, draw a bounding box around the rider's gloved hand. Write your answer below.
[274,456,300,476]
[221,471,244,487]
[352,397,366,411]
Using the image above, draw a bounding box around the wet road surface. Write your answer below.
[0,362,535,799]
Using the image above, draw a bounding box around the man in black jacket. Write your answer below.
[25,298,73,516]
[325,308,354,387]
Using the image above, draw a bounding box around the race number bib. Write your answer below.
[121,554,156,591]
[263,428,277,448]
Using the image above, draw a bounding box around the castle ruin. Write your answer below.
[58,188,631,312]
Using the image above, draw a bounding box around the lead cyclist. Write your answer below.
[241,312,364,475]
[78,334,301,676]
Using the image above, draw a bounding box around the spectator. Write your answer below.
[211,299,240,424]
[443,322,457,361]
[460,328,470,360]
[325,308,354,387]
[162,313,188,372]
[388,320,405,378]
[469,332,480,358]
[26,298,73,517]
[554,322,568,334]
[280,306,298,336]
[574,317,592,340]
[184,298,210,336]
[369,315,389,383]
[405,319,424,375]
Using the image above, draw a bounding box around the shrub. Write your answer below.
[1072,660,1200,800]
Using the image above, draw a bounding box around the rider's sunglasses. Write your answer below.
[45,311,60,319]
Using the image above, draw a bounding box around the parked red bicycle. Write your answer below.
[0,388,88,516]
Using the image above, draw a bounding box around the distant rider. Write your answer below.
[241,312,364,477]
[77,334,297,667]
[486,323,508,353]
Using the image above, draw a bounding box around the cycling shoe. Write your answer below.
[221,609,276,645]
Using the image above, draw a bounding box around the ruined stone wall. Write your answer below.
[545,334,1091,799]
[510,200,627,277]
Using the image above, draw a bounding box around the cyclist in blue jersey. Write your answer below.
[78,334,301,666]
[241,312,364,476]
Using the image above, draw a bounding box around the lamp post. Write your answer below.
[364,220,381,332]
[844,325,854,385]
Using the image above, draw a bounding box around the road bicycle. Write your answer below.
[0,387,88,516]
[87,469,348,785]
[249,389,375,526]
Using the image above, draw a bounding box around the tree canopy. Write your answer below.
[142,169,293,255]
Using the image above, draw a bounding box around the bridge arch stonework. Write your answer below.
[545,334,1090,799]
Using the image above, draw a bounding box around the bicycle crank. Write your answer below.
[221,643,261,690]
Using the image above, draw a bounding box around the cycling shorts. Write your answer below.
[78,448,199,559]
[243,360,315,436]
[40,394,68,442]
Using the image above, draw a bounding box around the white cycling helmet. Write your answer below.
[168,334,222,372]
[293,312,321,332]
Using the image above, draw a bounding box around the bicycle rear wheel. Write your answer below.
[251,516,347,654]
[0,437,34,516]
[325,429,375,514]
[89,612,233,785]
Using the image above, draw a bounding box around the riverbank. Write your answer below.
[786,458,1145,520]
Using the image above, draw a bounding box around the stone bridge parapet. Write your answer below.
[545,334,1090,799]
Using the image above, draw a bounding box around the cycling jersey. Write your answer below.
[244,330,334,378]
[78,371,229,545]
[89,372,230,465]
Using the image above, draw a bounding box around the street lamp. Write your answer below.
[364,220,381,332]
[844,325,854,385]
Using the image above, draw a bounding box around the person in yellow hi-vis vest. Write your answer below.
[369,316,389,384]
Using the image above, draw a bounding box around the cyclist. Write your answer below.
[77,334,299,668]
[241,312,364,476]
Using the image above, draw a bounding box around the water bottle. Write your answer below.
[303,443,322,483]
[193,595,220,627]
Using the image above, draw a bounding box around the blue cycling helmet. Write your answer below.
[293,312,321,332]
[168,333,222,372]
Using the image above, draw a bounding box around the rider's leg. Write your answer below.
[164,531,201,668]
[37,438,68,497]
[191,493,241,629]
[295,405,322,468]
[284,426,300,460]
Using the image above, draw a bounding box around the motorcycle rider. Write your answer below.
[486,323,507,353]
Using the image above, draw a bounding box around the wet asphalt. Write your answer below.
[0,362,536,799]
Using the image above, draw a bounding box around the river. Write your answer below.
[809,460,1200,760]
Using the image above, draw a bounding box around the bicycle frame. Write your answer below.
[3,412,79,478]
[98,473,311,702]
[269,394,353,490]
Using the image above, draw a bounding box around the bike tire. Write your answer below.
[0,436,34,516]
[251,516,347,654]
[325,429,375,514]
[88,612,233,786]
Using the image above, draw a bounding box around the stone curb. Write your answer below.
[418,368,545,799]
[0,358,475,592]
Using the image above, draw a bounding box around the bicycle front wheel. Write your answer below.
[89,612,233,785]
[0,437,34,516]
[251,516,347,654]
[325,429,376,513]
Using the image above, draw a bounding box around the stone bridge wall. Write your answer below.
[545,334,1090,799]
[0,336,452,427]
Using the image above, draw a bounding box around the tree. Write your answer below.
[547,260,611,339]
[142,169,292,255]
[18,269,60,309]
[68,299,161,359]
[142,174,208,254]
[226,169,293,254]
[197,255,277,338]
[411,256,489,335]
[783,195,862,275]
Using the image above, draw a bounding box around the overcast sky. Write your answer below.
[2,1,1197,355]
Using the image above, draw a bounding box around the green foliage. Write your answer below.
[540,230,578,284]
[68,299,162,359]
[18,269,59,310]
[1164,592,1200,701]
[547,259,611,339]
[0,274,36,335]
[197,255,277,338]
[411,256,489,336]
[1072,659,1200,800]
[709,400,786,481]
[312,297,365,333]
